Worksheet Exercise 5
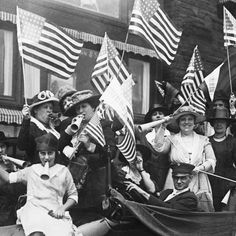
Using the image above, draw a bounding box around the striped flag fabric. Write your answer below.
[129,0,182,65]
[17,7,83,79]
[100,75,136,162]
[84,111,105,147]
[116,127,136,163]
[180,46,206,114]
[223,7,236,47]
[91,33,130,94]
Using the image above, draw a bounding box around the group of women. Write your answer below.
[0,86,236,236]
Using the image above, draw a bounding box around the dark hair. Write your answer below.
[37,150,59,164]
[87,99,100,109]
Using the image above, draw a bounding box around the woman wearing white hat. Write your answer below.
[17,90,60,164]
[152,105,216,211]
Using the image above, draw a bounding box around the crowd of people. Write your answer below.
[0,86,236,236]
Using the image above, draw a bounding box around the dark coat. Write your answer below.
[17,118,63,165]
[17,118,48,164]
[148,189,198,211]
[209,135,236,211]
[135,127,170,191]
[58,119,116,208]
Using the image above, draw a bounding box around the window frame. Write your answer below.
[0,21,23,109]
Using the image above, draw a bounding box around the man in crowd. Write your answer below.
[124,162,198,211]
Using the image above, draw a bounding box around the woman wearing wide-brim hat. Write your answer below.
[207,107,236,211]
[58,89,117,226]
[152,105,216,212]
[17,90,60,164]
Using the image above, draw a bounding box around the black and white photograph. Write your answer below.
[0,0,236,235]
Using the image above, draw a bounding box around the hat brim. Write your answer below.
[171,111,205,128]
[29,97,59,111]
[64,95,100,117]
[208,117,236,126]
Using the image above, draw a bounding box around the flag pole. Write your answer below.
[16,7,28,105]
[226,46,233,94]
[174,86,204,114]
[116,31,130,80]
[105,32,112,191]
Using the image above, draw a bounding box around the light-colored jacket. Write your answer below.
[153,131,216,197]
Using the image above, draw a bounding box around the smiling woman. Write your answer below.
[151,106,216,212]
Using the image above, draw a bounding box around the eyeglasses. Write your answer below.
[37,90,54,100]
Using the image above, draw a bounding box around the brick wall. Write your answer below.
[162,0,226,89]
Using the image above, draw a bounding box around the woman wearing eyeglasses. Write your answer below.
[17,90,60,164]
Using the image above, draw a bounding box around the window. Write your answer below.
[129,58,150,114]
[52,0,121,19]
[0,29,13,96]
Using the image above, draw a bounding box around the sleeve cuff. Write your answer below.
[68,195,78,203]
[63,146,74,160]
[9,172,18,183]
[87,143,96,153]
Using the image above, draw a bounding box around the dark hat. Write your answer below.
[171,106,205,127]
[35,133,58,152]
[213,89,229,104]
[29,90,59,111]
[144,104,169,123]
[64,90,100,117]
[56,86,77,114]
[207,107,236,125]
[171,162,195,175]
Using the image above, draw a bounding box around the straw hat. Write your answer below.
[29,90,59,111]
[171,106,205,127]
[64,90,100,117]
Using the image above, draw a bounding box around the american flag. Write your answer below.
[129,0,182,65]
[100,75,136,162]
[91,33,130,94]
[223,7,236,47]
[180,46,206,114]
[84,111,105,147]
[116,127,136,163]
[17,8,83,79]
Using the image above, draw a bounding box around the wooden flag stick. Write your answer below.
[226,46,233,94]
[16,7,28,105]
[199,170,236,184]
[116,31,130,80]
